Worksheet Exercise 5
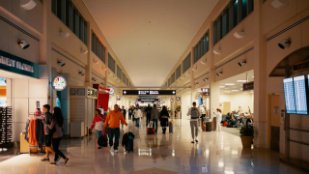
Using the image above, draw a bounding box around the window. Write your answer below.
[194,32,209,63]
[182,53,191,73]
[91,32,106,62]
[175,65,181,80]
[117,65,123,80]
[213,0,254,45]
[171,73,176,84]
[67,2,74,30]
[222,9,229,36]
[51,0,88,44]
[108,54,116,73]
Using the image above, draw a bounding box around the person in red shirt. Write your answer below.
[104,104,127,152]
[90,109,104,149]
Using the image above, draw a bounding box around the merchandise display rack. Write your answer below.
[0,106,13,150]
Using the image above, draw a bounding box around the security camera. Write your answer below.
[18,40,30,49]
[278,38,291,49]
[57,60,66,67]
[238,60,247,67]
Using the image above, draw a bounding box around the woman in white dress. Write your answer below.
[215,108,222,131]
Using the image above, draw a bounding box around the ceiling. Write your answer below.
[83,0,219,87]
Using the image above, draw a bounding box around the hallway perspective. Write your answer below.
[0,119,305,174]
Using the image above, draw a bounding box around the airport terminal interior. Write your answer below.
[0,0,309,173]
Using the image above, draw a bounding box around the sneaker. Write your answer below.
[41,157,49,162]
[195,139,198,143]
[64,158,69,165]
[191,140,195,144]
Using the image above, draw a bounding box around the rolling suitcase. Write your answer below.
[98,134,108,147]
[169,121,173,133]
[122,132,135,152]
[147,121,155,135]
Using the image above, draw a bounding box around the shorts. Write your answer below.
[45,135,52,146]
[96,130,103,139]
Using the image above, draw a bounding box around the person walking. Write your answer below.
[214,108,222,131]
[133,105,143,128]
[41,104,53,162]
[187,102,200,143]
[104,104,127,152]
[128,106,134,120]
[145,104,152,126]
[151,104,159,133]
[121,106,127,120]
[90,109,104,149]
[159,106,170,134]
[48,107,69,165]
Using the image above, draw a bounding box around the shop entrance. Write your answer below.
[0,69,48,143]
[216,70,254,135]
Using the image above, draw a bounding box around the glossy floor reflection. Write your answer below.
[0,119,306,174]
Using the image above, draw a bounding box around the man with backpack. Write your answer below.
[187,102,201,144]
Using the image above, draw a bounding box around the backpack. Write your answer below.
[191,108,199,119]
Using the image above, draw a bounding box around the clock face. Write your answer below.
[53,76,67,91]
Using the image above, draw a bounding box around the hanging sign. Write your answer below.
[53,76,67,91]
[123,90,176,95]
[243,81,254,91]
[0,50,38,78]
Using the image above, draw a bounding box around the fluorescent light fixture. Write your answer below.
[225,83,235,86]
[231,89,239,92]
[218,160,224,168]
[224,170,235,174]
[237,80,247,83]
[219,86,225,88]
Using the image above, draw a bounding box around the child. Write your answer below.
[90,109,104,149]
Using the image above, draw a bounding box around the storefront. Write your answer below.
[216,70,254,129]
[0,50,48,142]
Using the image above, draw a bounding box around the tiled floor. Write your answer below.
[0,119,306,174]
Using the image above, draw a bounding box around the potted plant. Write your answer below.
[240,124,254,148]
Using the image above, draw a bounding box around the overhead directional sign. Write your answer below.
[123,90,176,95]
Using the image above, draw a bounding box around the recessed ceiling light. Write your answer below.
[225,83,235,86]
[236,80,247,83]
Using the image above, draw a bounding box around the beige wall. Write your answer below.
[219,92,254,114]
[11,77,48,142]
